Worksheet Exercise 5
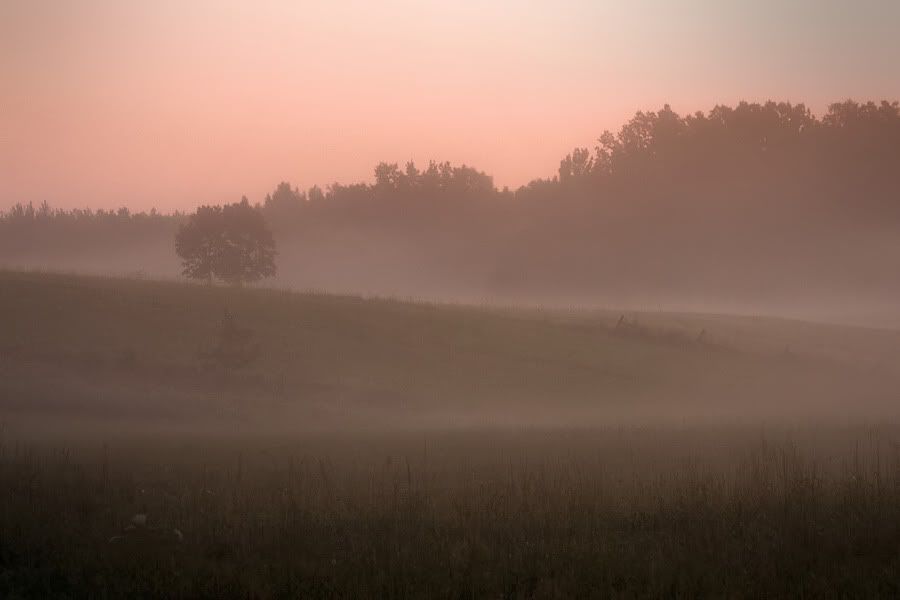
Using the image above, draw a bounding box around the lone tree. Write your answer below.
[175,197,276,285]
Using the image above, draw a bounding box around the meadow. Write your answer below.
[2,270,900,597]
[3,427,900,598]
[3,270,898,431]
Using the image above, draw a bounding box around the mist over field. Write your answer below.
[3,0,900,597]
[5,100,900,327]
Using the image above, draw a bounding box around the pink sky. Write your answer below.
[2,0,898,211]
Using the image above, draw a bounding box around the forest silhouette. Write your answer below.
[3,100,899,318]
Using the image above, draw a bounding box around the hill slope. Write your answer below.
[1,270,898,431]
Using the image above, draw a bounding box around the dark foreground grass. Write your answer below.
[2,427,900,599]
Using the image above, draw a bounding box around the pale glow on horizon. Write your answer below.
[2,0,898,211]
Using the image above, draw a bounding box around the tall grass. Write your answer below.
[2,427,900,598]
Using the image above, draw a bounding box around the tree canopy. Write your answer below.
[175,198,276,285]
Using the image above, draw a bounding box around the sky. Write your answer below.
[1,0,899,212]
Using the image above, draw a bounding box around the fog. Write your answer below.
[5,0,900,593]
[2,127,900,593]
[4,100,900,328]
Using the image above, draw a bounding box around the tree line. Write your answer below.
[2,99,899,291]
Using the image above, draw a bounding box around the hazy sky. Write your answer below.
[2,0,898,211]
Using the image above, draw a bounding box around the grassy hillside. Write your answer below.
[4,270,900,597]
[1,270,898,431]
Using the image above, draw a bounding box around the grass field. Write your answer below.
[2,270,898,431]
[2,270,900,597]
[3,428,900,597]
